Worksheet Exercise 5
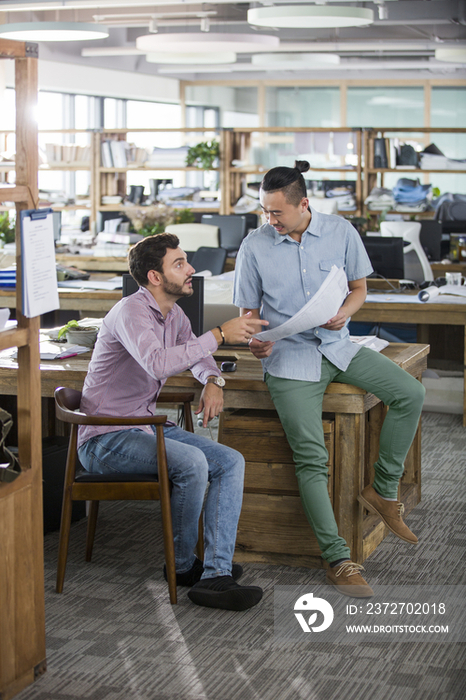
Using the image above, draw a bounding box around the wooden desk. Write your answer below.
[0,343,428,568]
[353,295,466,425]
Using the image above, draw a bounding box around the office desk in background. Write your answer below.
[0,343,428,567]
[352,293,466,426]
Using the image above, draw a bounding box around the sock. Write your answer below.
[373,486,397,501]
[329,558,350,568]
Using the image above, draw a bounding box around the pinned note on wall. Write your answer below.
[20,208,59,318]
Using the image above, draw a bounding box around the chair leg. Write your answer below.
[56,489,74,594]
[156,425,177,604]
[196,514,204,561]
[85,500,99,562]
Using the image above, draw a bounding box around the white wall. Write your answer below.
[3,58,179,103]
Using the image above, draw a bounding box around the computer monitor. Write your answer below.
[420,220,442,261]
[362,236,405,279]
[201,214,247,252]
[122,273,204,337]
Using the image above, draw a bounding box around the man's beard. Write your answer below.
[161,274,193,298]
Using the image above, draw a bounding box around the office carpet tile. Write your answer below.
[15,412,466,700]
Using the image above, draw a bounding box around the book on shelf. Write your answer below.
[109,140,128,168]
[101,140,114,168]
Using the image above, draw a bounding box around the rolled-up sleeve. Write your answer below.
[233,237,263,309]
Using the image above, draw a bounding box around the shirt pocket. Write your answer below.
[320,258,345,272]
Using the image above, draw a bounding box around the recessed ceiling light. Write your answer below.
[146,51,237,65]
[0,22,109,42]
[248,6,374,29]
[136,32,279,54]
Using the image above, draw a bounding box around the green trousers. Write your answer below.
[265,347,425,563]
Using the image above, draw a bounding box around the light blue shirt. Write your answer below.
[233,206,373,382]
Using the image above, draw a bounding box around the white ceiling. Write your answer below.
[1,0,466,81]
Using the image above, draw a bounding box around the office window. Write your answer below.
[265,87,340,128]
[104,97,125,129]
[347,87,424,128]
[185,85,258,128]
[126,100,185,192]
[430,87,466,195]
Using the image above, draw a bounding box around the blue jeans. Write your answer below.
[78,425,245,579]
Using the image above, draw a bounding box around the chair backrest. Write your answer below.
[165,223,219,252]
[122,274,205,337]
[191,247,228,276]
[201,214,247,252]
[380,221,433,282]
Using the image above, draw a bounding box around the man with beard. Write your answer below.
[78,233,267,611]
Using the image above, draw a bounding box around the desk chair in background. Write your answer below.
[191,246,227,276]
[380,221,434,283]
[201,214,247,254]
[54,387,199,605]
[165,223,219,252]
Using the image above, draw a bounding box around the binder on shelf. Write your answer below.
[19,208,60,318]
[373,138,388,169]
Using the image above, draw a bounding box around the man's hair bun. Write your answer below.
[294,160,311,173]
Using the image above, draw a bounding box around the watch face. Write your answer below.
[210,376,225,387]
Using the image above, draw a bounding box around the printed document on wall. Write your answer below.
[20,208,59,318]
[254,266,348,342]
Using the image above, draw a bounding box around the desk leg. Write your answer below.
[333,413,365,563]
[463,325,466,427]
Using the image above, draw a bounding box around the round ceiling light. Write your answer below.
[146,51,237,65]
[136,32,279,54]
[248,6,374,29]
[0,22,109,41]
[252,52,340,67]
[435,47,466,63]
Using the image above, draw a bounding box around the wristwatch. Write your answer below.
[206,376,226,388]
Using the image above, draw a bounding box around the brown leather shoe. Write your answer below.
[326,561,374,598]
[358,485,418,544]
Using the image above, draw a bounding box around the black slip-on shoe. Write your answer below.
[187,575,263,611]
[164,559,243,587]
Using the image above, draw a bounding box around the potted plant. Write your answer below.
[57,319,99,348]
[0,212,15,247]
[126,205,195,237]
[186,140,220,170]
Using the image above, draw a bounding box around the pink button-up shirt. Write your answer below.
[78,286,220,449]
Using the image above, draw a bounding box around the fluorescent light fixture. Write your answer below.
[435,47,466,63]
[0,22,109,41]
[248,6,374,29]
[146,51,236,65]
[136,32,279,54]
[252,53,340,67]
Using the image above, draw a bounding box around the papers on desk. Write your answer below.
[253,266,348,342]
[38,342,90,360]
[418,284,466,303]
[20,209,59,317]
[57,276,123,290]
[350,335,389,352]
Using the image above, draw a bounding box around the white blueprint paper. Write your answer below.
[253,266,348,342]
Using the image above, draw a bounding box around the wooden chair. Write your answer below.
[54,387,198,604]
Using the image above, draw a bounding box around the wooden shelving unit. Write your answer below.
[363,127,466,218]
[0,39,47,699]
[223,127,363,217]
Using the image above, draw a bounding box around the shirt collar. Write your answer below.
[272,205,321,246]
[138,285,176,322]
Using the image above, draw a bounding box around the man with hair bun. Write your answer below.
[233,161,425,597]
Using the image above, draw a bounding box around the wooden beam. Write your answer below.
[0,185,29,203]
[0,39,38,60]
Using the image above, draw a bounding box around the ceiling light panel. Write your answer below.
[248,6,374,29]
[0,21,109,41]
[136,32,279,53]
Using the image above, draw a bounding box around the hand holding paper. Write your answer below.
[253,266,349,342]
